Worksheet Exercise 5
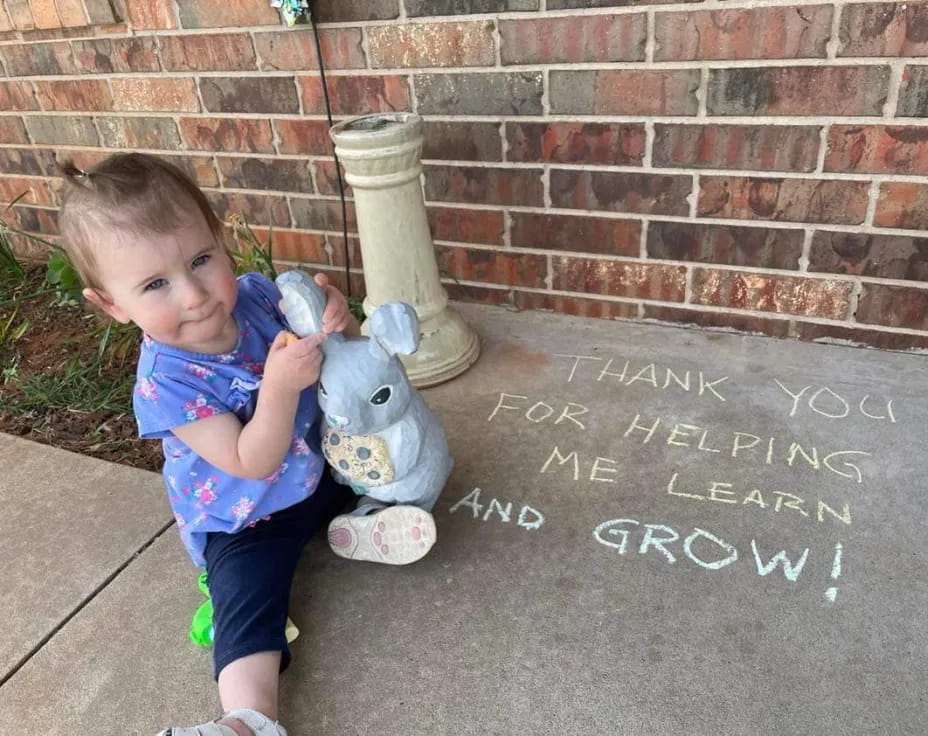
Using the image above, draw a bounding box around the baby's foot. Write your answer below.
[156,708,287,736]
[328,505,436,565]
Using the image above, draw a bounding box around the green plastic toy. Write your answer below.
[190,572,299,648]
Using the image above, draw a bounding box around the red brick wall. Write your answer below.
[3,0,928,350]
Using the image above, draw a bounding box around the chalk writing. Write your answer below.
[774,379,897,423]
[487,392,589,428]
[449,487,545,530]
[593,517,818,586]
[825,542,844,603]
[665,471,852,526]
[555,354,729,402]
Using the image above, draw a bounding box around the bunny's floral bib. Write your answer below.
[323,427,395,488]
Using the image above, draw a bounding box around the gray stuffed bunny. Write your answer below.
[275,270,452,514]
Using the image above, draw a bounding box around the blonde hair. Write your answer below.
[58,153,226,290]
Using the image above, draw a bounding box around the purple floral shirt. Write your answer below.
[133,272,325,566]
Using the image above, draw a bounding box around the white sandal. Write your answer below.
[156,708,287,736]
[327,505,436,565]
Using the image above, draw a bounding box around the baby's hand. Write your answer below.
[315,272,353,334]
[263,331,325,395]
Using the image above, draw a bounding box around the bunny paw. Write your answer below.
[327,505,436,565]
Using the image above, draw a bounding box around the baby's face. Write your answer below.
[87,215,239,354]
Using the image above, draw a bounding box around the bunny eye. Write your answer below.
[369,385,392,406]
[318,381,327,397]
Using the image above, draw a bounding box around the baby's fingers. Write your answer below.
[291,332,325,356]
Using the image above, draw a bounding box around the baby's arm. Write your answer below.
[173,331,324,479]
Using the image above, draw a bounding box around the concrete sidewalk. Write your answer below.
[1,302,926,735]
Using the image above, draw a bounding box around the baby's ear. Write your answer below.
[368,303,419,361]
[82,287,130,323]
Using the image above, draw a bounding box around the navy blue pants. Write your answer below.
[203,466,354,679]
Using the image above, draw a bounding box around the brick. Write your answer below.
[551,69,699,115]
[207,192,291,228]
[825,125,928,174]
[0,175,56,206]
[840,2,928,57]
[299,75,410,115]
[698,177,870,225]
[549,0,698,7]
[25,115,98,146]
[72,37,160,73]
[4,205,58,234]
[553,257,686,301]
[416,72,542,115]
[809,231,928,281]
[516,291,639,320]
[54,0,87,27]
[407,0,538,15]
[0,117,28,144]
[178,0,279,28]
[179,118,274,154]
[708,67,890,116]
[507,122,645,166]
[656,6,832,61]
[647,222,803,269]
[259,229,328,264]
[500,14,645,64]
[874,182,928,229]
[218,157,314,194]
[653,124,820,172]
[424,165,543,206]
[159,32,256,72]
[127,0,177,29]
[312,160,350,197]
[1,41,76,76]
[644,305,792,338]
[444,283,512,307]
[896,66,928,116]
[692,269,852,318]
[369,21,494,68]
[550,170,691,216]
[83,0,120,25]
[289,198,357,232]
[200,77,298,115]
[0,80,38,110]
[0,148,47,176]
[275,119,332,156]
[96,116,181,149]
[327,234,362,268]
[511,212,641,256]
[437,245,547,287]
[423,121,501,161]
[35,79,110,110]
[112,78,198,112]
[313,0,399,22]
[255,28,365,71]
[427,206,505,244]
[796,322,928,351]
[5,1,35,30]
[32,0,61,29]
[162,155,219,188]
[857,283,928,329]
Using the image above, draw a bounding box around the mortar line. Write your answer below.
[826,1,843,59]
[815,124,829,173]
[0,519,176,690]
[884,59,906,119]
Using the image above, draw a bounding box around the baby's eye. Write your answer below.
[144,278,167,292]
[192,254,211,268]
[369,386,392,406]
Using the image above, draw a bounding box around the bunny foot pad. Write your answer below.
[327,505,436,565]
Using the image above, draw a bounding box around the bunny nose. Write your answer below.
[326,413,351,429]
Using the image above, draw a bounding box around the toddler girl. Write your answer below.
[58,152,432,736]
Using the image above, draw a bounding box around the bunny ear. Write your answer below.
[368,302,419,361]
[276,270,326,337]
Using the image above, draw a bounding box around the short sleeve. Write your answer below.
[238,272,288,327]
[134,360,231,440]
